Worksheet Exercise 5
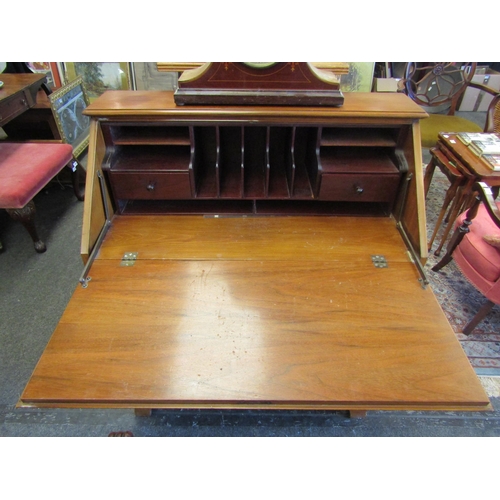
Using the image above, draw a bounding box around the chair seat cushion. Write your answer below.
[421,114,483,148]
[0,142,73,208]
[455,203,500,283]
[483,234,500,248]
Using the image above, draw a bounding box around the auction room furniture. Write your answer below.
[423,85,500,198]
[433,182,500,333]
[0,73,46,128]
[0,72,66,252]
[403,62,483,148]
[2,77,90,202]
[0,142,74,252]
[19,90,490,415]
[47,77,90,201]
[427,132,500,256]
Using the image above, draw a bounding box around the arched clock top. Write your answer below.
[175,62,344,106]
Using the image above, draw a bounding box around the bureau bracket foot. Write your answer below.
[134,408,152,417]
[349,410,367,419]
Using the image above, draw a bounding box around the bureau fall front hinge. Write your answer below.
[121,252,138,266]
[371,255,388,268]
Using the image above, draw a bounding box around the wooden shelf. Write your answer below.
[111,145,191,172]
[321,127,398,147]
[320,148,399,174]
[110,125,191,146]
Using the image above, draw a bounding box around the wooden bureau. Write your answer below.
[19,91,490,415]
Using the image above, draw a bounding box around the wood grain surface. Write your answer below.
[21,216,489,410]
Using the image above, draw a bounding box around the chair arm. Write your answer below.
[463,82,500,132]
[467,81,500,97]
[473,182,500,228]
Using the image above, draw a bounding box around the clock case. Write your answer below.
[174,62,344,106]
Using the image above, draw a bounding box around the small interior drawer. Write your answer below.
[109,172,192,200]
[319,173,400,202]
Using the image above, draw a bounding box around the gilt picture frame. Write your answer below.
[340,62,375,92]
[62,62,131,100]
[49,76,91,159]
[130,62,178,91]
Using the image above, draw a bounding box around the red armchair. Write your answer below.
[0,142,74,252]
[432,182,500,334]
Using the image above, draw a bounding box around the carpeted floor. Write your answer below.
[425,168,500,375]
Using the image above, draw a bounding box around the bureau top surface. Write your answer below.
[84,90,428,121]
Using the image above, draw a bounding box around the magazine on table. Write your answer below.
[470,139,500,157]
[481,154,500,171]
[457,132,500,145]
[453,132,500,170]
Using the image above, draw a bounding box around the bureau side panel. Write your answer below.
[81,120,112,263]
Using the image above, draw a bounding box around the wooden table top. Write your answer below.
[439,133,500,185]
[0,73,46,102]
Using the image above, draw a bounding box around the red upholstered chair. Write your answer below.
[432,182,500,334]
[0,142,74,253]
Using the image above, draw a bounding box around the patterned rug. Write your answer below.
[424,168,500,375]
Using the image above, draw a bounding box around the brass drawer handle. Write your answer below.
[146,181,156,192]
[354,185,364,195]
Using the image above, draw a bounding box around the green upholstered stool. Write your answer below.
[420,113,483,148]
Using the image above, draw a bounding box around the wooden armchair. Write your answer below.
[432,182,500,334]
[403,63,496,147]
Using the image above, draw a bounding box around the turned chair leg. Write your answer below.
[428,178,462,252]
[423,155,437,199]
[6,200,46,253]
[463,300,496,335]
[433,186,470,256]
[432,193,482,272]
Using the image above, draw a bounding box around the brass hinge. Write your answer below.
[121,252,138,266]
[371,255,388,268]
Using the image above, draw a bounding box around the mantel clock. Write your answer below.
[174,62,344,106]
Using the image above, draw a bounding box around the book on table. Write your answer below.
[457,132,500,145]
[482,154,500,171]
[470,139,500,156]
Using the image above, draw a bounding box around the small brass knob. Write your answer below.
[354,185,364,195]
[147,182,156,191]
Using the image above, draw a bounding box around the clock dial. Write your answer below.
[242,62,276,69]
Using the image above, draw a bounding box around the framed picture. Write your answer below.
[340,62,375,92]
[49,76,91,159]
[26,62,62,89]
[62,62,131,100]
[130,62,178,91]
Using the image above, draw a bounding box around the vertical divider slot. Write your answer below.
[215,126,220,198]
[219,126,243,198]
[192,126,219,198]
[268,127,292,198]
[243,126,267,198]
